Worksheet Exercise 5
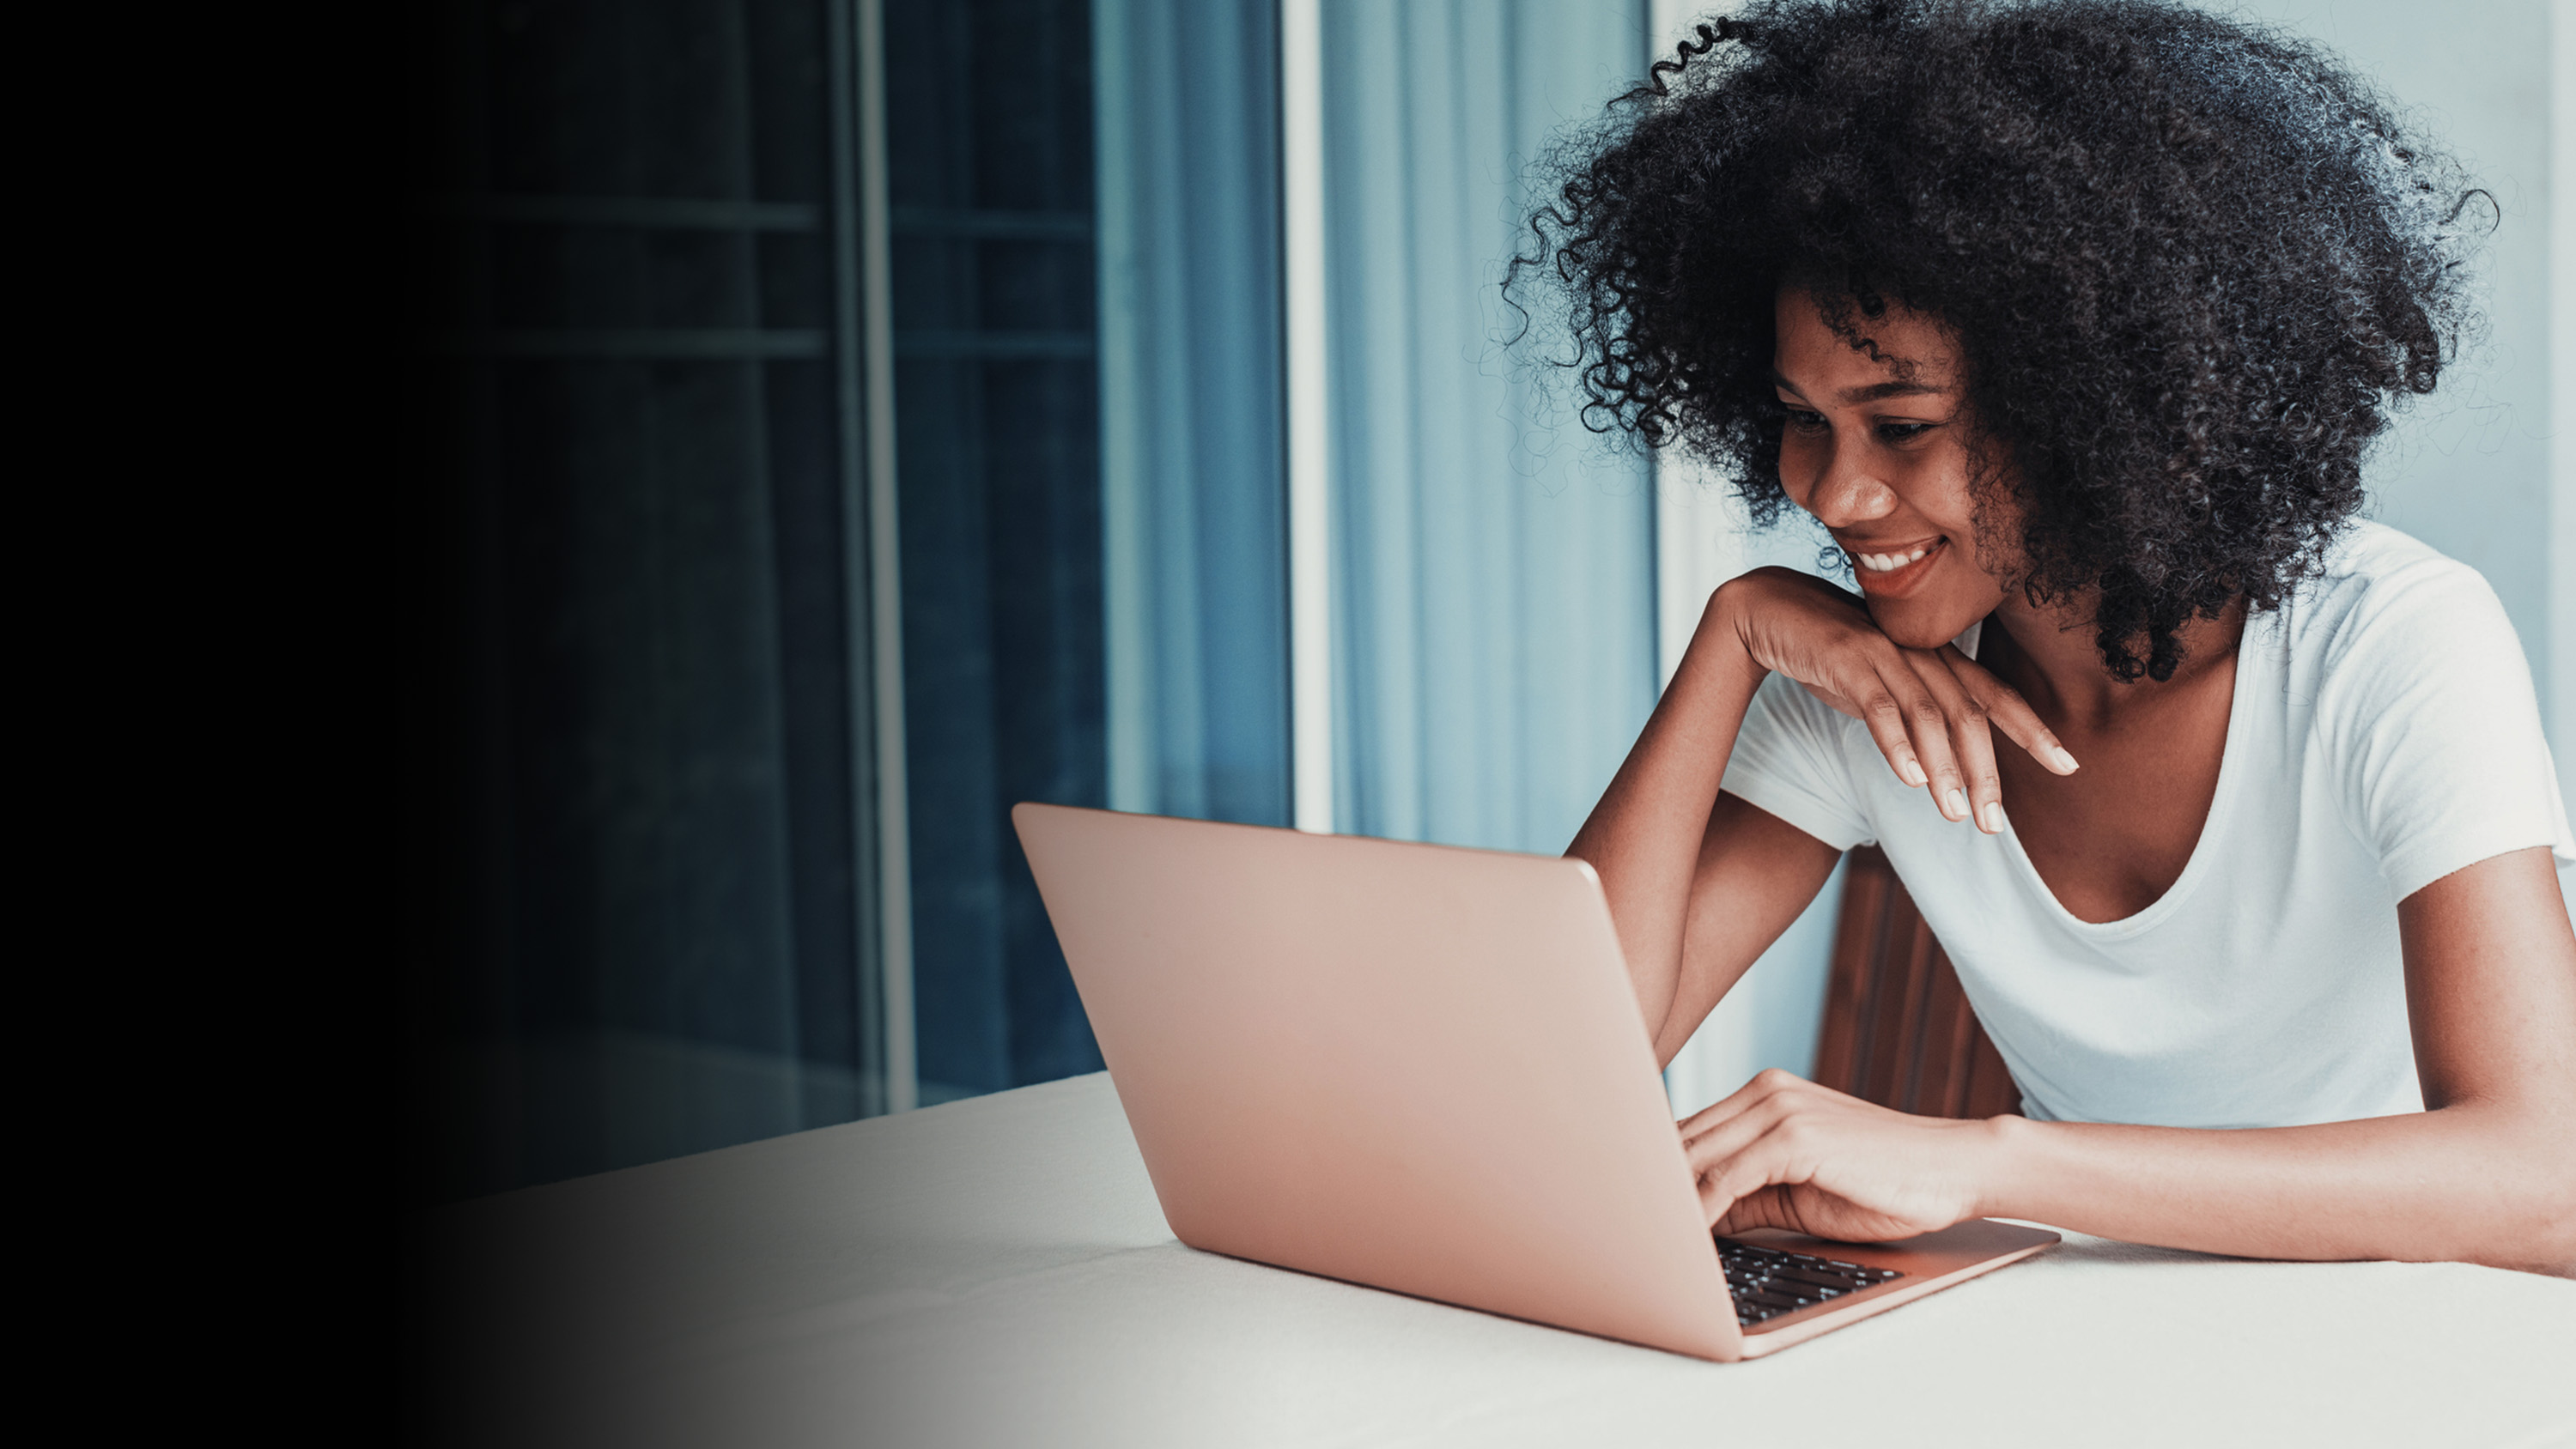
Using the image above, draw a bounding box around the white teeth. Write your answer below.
[1854,546,1931,573]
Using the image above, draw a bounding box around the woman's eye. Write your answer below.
[1875,421,1935,444]
[1784,409,1827,433]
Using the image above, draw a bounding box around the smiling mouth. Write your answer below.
[1844,537,1947,595]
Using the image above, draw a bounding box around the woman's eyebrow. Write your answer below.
[1838,379,1947,404]
[1771,370,1948,406]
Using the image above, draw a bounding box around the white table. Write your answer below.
[422,1072,2576,1448]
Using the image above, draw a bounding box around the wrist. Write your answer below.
[1692,577,1766,689]
[1704,572,1752,644]
[1969,1112,2045,1222]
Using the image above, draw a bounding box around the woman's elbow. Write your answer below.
[2468,1120,2576,1276]
[2502,1175,2576,1276]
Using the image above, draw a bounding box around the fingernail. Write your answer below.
[1943,788,1967,819]
[2049,746,2079,773]
[1981,802,2008,834]
[1902,758,1928,787]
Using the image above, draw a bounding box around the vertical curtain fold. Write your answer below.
[1096,0,1291,828]
[1320,0,1655,856]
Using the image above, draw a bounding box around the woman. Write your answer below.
[1526,0,2576,1270]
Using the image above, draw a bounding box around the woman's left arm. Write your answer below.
[1683,845,2576,1273]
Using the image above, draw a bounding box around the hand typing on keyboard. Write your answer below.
[1679,1068,2002,1242]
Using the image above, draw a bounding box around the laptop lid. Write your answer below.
[1012,803,1741,1359]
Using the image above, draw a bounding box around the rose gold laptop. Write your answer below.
[1012,803,2057,1361]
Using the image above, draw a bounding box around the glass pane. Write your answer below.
[882,0,1108,1103]
[402,0,878,1199]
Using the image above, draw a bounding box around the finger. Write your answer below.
[1940,646,2078,776]
[1683,1071,1850,1179]
[1682,1091,1793,1180]
[1908,652,2006,834]
[1834,642,1959,808]
[1712,1185,1806,1236]
[1695,1118,1810,1226]
[1851,676,1934,792]
[1879,653,1970,822]
[1677,1066,1803,1143]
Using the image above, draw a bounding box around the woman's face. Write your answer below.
[1771,288,2012,649]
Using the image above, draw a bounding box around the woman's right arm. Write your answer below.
[1570,568,2075,1061]
[1566,577,1812,1059]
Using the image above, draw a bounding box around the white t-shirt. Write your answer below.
[1720,523,2576,1129]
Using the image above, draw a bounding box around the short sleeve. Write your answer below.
[2314,551,2576,901]
[1720,670,1878,851]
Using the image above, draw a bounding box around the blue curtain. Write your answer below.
[1095,0,1292,827]
[1321,0,1656,855]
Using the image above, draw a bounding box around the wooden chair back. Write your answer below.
[1813,847,2021,1119]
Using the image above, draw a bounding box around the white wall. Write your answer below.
[1651,0,2572,1114]
[2231,0,2558,757]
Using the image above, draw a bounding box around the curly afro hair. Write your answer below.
[1512,0,2486,681]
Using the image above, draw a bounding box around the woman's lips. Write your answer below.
[1847,537,1947,597]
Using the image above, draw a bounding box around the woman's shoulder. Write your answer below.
[2275,521,2567,901]
[2305,519,2488,600]
[2277,521,2518,670]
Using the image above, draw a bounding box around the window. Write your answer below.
[404,0,1136,1195]
[403,0,1666,1200]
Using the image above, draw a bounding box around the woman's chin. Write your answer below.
[1866,599,1984,651]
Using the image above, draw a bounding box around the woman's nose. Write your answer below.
[1801,449,1900,529]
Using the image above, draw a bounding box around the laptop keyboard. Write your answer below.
[1716,1238,1905,1325]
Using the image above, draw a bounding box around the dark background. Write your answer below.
[399,0,1112,1203]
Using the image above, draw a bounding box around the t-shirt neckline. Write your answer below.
[1962,612,2263,938]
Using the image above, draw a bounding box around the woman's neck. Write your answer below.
[1986,593,2248,727]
